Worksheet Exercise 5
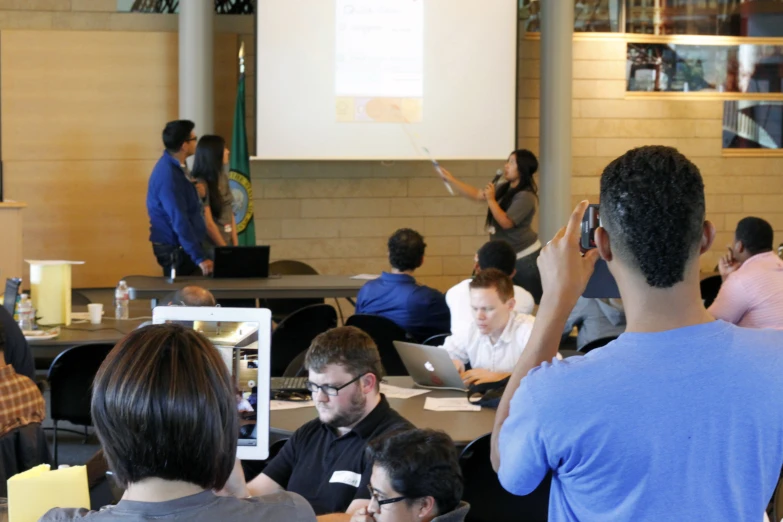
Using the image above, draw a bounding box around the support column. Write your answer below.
[179,1,214,134]
[538,1,574,243]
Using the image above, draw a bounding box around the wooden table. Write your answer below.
[123,275,367,306]
[269,376,497,446]
[28,318,144,368]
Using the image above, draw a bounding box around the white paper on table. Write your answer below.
[270,400,315,411]
[423,397,481,412]
[380,383,430,399]
[350,274,380,280]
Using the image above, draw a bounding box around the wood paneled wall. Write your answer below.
[1,30,238,287]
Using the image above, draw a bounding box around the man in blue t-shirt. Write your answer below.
[491,146,783,522]
[356,228,450,341]
[146,120,211,277]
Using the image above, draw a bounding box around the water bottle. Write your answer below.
[115,280,130,320]
[18,294,34,331]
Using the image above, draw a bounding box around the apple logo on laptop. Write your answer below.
[424,361,435,372]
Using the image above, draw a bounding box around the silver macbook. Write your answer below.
[393,341,467,391]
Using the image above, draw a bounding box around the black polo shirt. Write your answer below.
[263,395,413,515]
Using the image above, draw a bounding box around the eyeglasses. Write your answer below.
[367,484,406,511]
[185,136,198,142]
[305,373,367,397]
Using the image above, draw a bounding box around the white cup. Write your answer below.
[87,303,103,325]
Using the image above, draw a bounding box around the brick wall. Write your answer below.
[249,35,783,287]
[519,36,783,273]
[3,1,779,288]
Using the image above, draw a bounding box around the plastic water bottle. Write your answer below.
[115,280,130,320]
[17,294,34,331]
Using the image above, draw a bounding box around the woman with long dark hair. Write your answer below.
[439,149,543,302]
[192,135,238,248]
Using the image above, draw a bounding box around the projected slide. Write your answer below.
[335,0,423,123]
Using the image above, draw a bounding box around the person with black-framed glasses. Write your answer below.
[351,429,469,522]
[247,326,413,520]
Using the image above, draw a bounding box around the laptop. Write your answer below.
[213,246,270,279]
[3,278,21,315]
[393,341,467,391]
[271,376,309,393]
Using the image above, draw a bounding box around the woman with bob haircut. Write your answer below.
[41,324,315,522]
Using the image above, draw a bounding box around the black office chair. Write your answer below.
[263,260,325,322]
[0,423,51,497]
[700,274,722,308]
[271,304,337,376]
[579,336,618,354]
[422,333,449,346]
[46,343,114,467]
[345,314,414,376]
[459,434,550,522]
[71,290,92,306]
[283,350,308,377]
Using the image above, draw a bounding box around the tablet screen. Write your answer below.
[162,318,261,448]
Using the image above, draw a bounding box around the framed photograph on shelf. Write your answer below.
[626,42,783,94]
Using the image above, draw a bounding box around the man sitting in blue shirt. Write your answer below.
[146,120,212,277]
[356,228,450,341]
[491,146,783,522]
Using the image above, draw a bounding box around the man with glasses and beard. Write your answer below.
[247,326,413,521]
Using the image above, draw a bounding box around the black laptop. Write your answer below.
[3,278,21,315]
[212,246,270,279]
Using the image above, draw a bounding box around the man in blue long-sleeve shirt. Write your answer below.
[147,120,212,276]
[356,228,451,340]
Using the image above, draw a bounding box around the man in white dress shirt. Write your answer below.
[445,240,535,339]
[443,268,534,386]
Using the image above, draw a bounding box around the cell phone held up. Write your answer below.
[580,204,600,252]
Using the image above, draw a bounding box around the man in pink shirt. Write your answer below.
[709,217,783,329]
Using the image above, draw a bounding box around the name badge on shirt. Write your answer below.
[224,224,233,233]
[329,470,361,488]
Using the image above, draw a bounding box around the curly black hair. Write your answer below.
[600,146,705,288]
[735,217,773,255]
[366,429,463,516]
[388,228,426,272]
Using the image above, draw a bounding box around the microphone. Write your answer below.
[492,169,503,184]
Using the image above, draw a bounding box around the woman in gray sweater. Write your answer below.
[439,149,543,303]
[40,324,315,522]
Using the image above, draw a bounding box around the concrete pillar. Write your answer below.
[179,1,214,134]
[538,0,574,243]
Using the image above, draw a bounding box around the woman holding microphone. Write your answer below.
[439,149,543,303]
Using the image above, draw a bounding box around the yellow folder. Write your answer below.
[7,464,90,522]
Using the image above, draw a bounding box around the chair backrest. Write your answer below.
[264,260,324,320]
[700,274,722,308]
[269,260,319,276]
[579,336,618,354]
[47,343,115,426]
[0,423,51,497]
[71,290,92,306]
[459,434,550,522]
[345,314,412,376]
[270,304,337,376]
[422,333,449,346]
[282,350,308,377]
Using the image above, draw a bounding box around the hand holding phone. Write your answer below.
[580,204,600,252]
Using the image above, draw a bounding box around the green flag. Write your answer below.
[228,69,256,246]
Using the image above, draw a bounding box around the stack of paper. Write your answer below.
[379,383,430,399]
[423,397,481,412]
[8,464,90,521]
